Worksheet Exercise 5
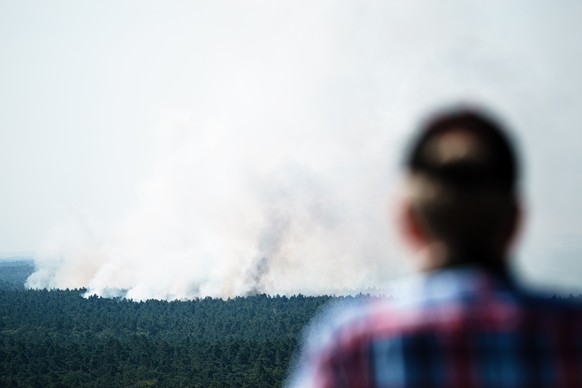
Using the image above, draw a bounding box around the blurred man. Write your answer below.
[287,108,582,387]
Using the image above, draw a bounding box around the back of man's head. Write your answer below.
[404,108,520,268]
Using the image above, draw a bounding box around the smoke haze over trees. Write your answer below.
[2,2,582,298]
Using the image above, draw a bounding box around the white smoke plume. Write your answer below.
[25,1,582,299]
[27,103,405,299]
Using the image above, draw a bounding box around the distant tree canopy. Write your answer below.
[0,260,34,290]
[0,261,335,387]
[4,261,578,387]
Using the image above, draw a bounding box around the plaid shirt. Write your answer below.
[287,266,582,388]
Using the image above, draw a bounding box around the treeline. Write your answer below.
[0,260,34,290]
[0,269,335,387]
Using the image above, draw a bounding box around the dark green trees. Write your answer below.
[0,287,331,387]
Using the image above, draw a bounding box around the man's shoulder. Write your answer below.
[287,272,582,388]
[298,296,384,352]
[308,271,582,346]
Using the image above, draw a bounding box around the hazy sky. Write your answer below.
[2,1,582,297]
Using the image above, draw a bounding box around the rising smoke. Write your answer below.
[27,104,405,299]
[25,2,582,299]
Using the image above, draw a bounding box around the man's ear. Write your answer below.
[504,196,523,256]
[399,199,429,250]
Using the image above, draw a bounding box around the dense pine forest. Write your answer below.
[0,260,335,387]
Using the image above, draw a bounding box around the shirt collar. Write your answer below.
[387,263,518,307]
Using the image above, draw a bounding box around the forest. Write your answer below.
[0,260,336,387]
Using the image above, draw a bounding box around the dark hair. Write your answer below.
[407,109,518,191]
[405,107,520,264]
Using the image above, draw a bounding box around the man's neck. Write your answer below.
[434,255,511,280]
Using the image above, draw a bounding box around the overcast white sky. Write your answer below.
[2,1,582,297]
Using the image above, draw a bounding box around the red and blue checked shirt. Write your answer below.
[287,266,582,387]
